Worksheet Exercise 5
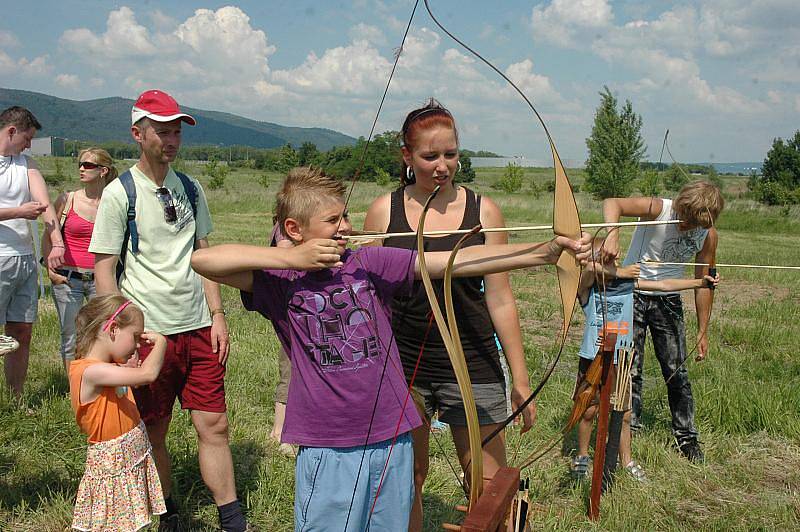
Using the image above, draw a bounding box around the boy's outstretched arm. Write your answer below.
[636,274,720,292]
[191,239,344,291]
[417,234,592,279]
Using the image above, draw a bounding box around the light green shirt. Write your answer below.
[89,164,213,334]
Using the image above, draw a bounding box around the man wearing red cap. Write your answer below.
[90,90,254,531]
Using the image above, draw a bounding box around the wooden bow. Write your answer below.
[416,187,484,508]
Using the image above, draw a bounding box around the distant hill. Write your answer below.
[0,88,356,151]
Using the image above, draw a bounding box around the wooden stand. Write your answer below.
[588,332,617,521]
[443,467,521,531]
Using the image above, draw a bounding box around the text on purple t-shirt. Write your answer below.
[241,246,422,447]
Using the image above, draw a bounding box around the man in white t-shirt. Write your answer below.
[0,106,65,399]
[601,181,723,463]
[90,90,253,531]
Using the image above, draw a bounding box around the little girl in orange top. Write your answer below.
[69,294,168,532]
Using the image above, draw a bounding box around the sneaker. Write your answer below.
[570,455,590,480]
[678,440,705,463]
[158,513,183,532]
[0,335,19,357]
[430,418,449,433]
[624,460,648,482]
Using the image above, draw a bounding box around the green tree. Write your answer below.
[663,163,689,191]
[751,131,800,205]
[458,153,476,183]
[276,144,299,172]
[584,86,646,199]
[297,142,319,166]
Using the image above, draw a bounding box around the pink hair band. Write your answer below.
[102,300,132,332]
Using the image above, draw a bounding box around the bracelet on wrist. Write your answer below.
[210,308,226,317]
[52,244,65,248]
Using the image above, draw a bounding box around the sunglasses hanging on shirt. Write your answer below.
[155,187,178,223]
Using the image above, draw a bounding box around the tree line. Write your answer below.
[63,131,476,185]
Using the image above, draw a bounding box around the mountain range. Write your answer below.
[0,88,356,151]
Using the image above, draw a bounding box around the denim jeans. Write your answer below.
[630,292,699,445]
[52,275,96,362]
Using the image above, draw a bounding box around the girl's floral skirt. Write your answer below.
[72,421,165,531]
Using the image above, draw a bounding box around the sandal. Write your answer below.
[625,460,648,482]
[0,335,19,357]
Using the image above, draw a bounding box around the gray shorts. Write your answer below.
[0,255,38,324]
[411,380,507,426]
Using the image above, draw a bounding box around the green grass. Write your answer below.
[2,159,799,530]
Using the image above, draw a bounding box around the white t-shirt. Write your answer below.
[0,154,33,256]
[89,164,213,334]
[623,198,708,295]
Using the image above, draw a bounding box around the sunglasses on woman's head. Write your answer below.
[155,187,178,223]
[78,161,104,170]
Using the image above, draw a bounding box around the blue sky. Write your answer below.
[2,1,798,163]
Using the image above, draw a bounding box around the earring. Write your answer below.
[406,166,415,183]
[457,160,462,174]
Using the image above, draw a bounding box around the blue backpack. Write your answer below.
[116,169,198,281]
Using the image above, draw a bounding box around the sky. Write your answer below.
[2,0,799,163]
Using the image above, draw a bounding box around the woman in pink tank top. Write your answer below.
[42,148,118,372]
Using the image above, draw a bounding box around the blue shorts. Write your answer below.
[294,432,413,532]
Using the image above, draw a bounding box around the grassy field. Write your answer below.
[1,158,799,530]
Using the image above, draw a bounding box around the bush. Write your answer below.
[374,168,392,187]
[664,164,689,191]
[44,158,66,186]
[258,173,270,189]
[637,170,662,196]
[529,178,543,198]
[754,181,795,206]
[494,163,524,193]
[203,159,229,190]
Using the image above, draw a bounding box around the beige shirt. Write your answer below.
[90,165,212,334]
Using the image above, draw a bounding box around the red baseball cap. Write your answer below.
[131,89,196,126]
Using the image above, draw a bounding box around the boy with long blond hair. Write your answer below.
[601,180,724,462]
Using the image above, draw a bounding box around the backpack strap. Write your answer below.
[118,170,138,254]
[116,170,137,282]
[175,171,198,219]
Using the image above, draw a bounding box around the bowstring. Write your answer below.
[422,0,578,454]
[331,2,425,529]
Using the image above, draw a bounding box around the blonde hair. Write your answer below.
[78,147,119,187]
[274,167,346,236]
[673,181,724,228]
[74,295,143,359]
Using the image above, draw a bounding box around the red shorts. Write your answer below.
[133,326,226,424]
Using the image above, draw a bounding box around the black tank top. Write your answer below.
[383,186,503,384]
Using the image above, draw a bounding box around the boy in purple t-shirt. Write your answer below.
[191,167,591,531]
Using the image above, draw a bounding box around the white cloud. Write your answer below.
[348,23,386,46]
[272,40,391,95]
[531,0,612,47]
[55,73,80,89]
[0,30,19,48]
[0,52,51,77]
[61,7,157,58]
[531,1,771,115]
[59,6,283,113]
